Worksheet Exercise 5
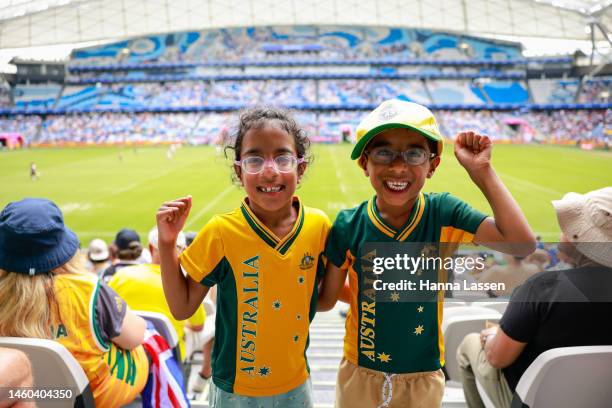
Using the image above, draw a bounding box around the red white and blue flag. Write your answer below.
[141,324,190,408]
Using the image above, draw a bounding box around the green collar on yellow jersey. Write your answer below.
[240,197,305,255]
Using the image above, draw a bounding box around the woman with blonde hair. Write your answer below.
[0,198,149,407]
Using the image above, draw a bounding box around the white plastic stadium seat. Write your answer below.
[443,299,467,308]
[442,306,502,381]
[134,310,181,364]
[0,337,94,408]
[512,346,612,408]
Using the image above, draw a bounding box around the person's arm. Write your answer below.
[111,308,147,350]
[338,279,352,304]
[157,196,209,320]
[454,131,536,256]
[481,326,527,369]
[95,282,146,350]
[317,263,348,311]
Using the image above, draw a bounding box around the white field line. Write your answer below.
[184,185,235,229]
[496,171,564,197]
[103,161,199,198]
[329,148,349,195]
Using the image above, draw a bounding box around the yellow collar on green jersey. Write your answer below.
[367,193,425,241]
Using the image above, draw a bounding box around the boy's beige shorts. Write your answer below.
[335,358,445,408]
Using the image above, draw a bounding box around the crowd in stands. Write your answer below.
[4,108,607,146]
[437,110,513,141]
[136,81,209,107]
[0,115,41,137]
[14,76,609,113]
[579,77,612,104]
[68,26,523,66]
[528,109,611,144]
[0,85,11,107]
[38,112,200,144]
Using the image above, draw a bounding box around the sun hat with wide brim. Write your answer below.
[552,187,612,268]
[351,99,444,160]
[0,198,79,275]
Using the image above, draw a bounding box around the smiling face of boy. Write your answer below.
[359,128,440,211]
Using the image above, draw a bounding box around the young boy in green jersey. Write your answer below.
[318,99,536,407]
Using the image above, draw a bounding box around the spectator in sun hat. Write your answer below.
[0,198,149,407]
[457,187,612,408]
[86,238,110,276]
[101,227,143,283]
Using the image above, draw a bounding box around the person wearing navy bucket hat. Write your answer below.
[0,198,150,407]
[0,198,80,276]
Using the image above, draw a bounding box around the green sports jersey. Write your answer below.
[325,192,487,373]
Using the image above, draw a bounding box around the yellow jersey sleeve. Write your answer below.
[179,216,227,286]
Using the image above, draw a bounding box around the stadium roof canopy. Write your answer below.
[0,0,610,48]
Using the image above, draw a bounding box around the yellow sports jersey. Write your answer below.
[109,263,206,360]
[180,197,330,396]
[53,272,149,407]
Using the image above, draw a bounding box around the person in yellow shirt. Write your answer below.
[156,108,330,407]
[0,198,149,408]
[109,227,206,362]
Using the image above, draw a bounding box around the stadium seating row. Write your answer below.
[67,56,573,73]
[7,77,609,112]
[1,108,609,146]
[5,303,611,408]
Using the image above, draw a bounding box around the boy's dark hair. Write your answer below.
[426,140,438,156]
[225,107,312,182]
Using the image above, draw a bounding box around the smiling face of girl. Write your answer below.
[236,124,305,217]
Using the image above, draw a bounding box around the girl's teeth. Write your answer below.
[261,186,281,192]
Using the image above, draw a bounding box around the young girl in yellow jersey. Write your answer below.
[0,198,149,407]
[157,108,330,408]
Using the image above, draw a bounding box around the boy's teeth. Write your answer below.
[261,186,282,193]
[385,181,408,191]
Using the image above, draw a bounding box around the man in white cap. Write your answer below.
[457,187,612,408]
[87,238,110,276]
